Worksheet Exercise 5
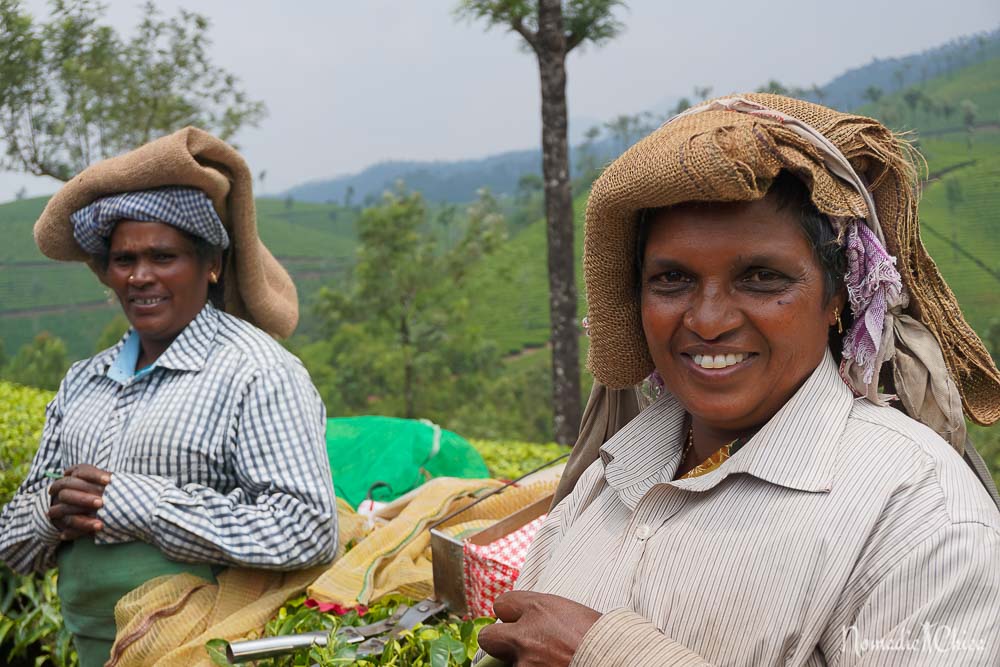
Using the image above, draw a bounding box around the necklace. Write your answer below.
[680,424,747,480]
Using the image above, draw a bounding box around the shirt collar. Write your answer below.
[106,330,143,384]
[90,303,220,380]
[599,349,854,509]
[153,303,220,372]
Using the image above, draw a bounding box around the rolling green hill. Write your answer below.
[0,197,358,359]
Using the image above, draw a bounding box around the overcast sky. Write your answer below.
[2,0,998,200]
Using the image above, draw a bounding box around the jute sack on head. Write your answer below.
[584,92,1000,428]
[34,127,298,338]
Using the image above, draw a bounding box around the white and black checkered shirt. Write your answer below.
[0,304,337,574]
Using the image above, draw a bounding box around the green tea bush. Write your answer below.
[469,439,567,480]
[0,381,73,666]
[1,381,54,506]
[208,594,493,667]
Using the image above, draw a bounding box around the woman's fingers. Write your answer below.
[48,503,103,538]
[48,502,92,521]
[476,622,518,662]
[49,476,106,507]
[491,591,527,623]
[58,514,103,539]
[65,464,112,486]
[53,486,104,510]
[63,514,103,534]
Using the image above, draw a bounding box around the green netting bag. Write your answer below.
[325,416,490,509]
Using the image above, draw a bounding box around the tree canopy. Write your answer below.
[0,0,265,181]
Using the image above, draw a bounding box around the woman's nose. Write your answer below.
[683,288,743,340]
[129,261,154,286]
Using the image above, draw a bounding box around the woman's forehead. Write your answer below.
[108,220,194,250]
[643,197,811,254]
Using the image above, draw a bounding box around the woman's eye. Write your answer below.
[655,270,688,282]
[153,253,175,262]
[744,269,783,283]
[648,270,691,290]
[112,256,131,266]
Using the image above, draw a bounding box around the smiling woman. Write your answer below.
[102,220,222,368]
[0,129,338,667]
[476,95,1000,667]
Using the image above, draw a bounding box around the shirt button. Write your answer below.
[635,524,653,540]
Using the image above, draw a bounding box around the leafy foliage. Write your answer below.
[0,382,72,666]
[299,186,506,423]
[2,333,67,393]
[211,594,494,667]
[455,0,625,53]
[470,439,567,480]
[0,0,265,181]
[0,568,76,667]
[0,381,54,506]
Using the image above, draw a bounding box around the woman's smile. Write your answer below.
[640,195,844,438]
[684,351,756,370]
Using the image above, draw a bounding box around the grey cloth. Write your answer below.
[0,303,336,574]
[70,187,230,254]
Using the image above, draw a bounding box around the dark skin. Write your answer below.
[46,221,220,540]
[102,220,221,369]
[478,195,845,663]
[640,196,845,470]
[47,465,110,540]
[476,592,600,667]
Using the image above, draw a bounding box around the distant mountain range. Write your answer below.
[284,27,1000,205]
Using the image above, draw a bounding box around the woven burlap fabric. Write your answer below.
[34,127,299,338]
[584,93,999,426]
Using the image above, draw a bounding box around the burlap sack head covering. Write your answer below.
[34,127,298,338]
[584,93,1000,449]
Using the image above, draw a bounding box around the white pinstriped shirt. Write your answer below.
[514,350,1000,666]
[0,304,337,574]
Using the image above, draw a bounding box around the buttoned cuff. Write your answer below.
[571,608,712,667]
[32,486,62,546]
[97,472,171,543]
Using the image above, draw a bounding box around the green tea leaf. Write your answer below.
[204,638,231,667]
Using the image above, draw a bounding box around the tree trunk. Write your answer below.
[401,312,415,419]
[535,0,581,445]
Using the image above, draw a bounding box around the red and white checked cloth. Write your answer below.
[462,514,547,618]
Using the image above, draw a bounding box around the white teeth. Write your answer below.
[693,353,748,369]
[134,298,163,305]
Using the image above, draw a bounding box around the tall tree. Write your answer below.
[304,186,505,421]
[456,0,625,444]
[0,0,265,181]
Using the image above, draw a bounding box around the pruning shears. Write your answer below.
[225,598,447,663]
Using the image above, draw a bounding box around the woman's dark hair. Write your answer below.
[91,226,226,309]
[634,170,851,354]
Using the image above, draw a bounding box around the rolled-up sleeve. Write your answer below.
[97,363,337,568]
[572,608,712,666]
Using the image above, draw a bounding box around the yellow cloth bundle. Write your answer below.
[106,479,557,666]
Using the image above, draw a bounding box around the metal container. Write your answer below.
[429,493,552,616]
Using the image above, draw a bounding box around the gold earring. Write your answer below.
[209,272,218,284]
[834,307,843,334]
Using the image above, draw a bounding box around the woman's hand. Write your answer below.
[477,591,601,667]
[47,465,111,540]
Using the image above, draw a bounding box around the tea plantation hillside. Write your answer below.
[0,197,357,359]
